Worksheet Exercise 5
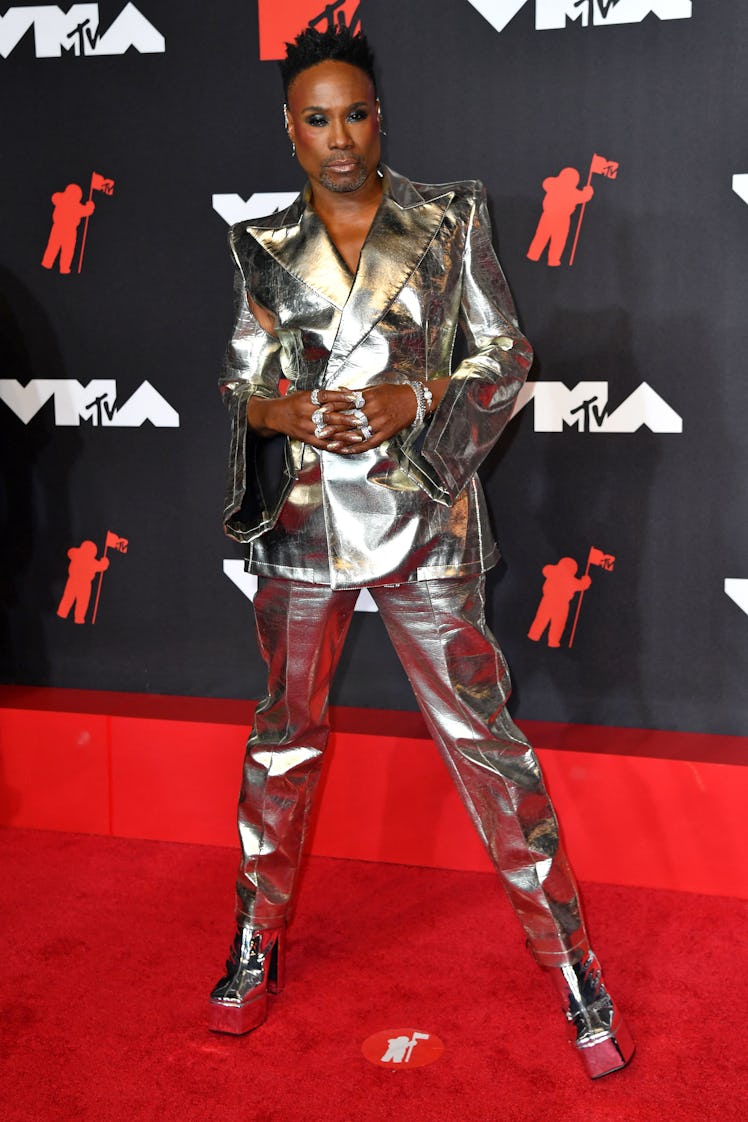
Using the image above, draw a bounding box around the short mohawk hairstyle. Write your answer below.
[280,25,377,97]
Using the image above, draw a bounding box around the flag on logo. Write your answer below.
[91,172,115,195]
[588,546,615,571]
[590,153,618,179]
[105,531,128,553]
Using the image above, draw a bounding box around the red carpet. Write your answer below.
[1,828,746,1122]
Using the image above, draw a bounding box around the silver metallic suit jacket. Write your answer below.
[219,166,533,589]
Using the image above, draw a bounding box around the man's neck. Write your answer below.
[309,168,384,227]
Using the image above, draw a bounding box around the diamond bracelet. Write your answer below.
[404,379,433,427]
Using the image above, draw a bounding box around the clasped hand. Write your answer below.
[248,384,419,454]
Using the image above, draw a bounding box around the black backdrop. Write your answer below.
[2,0,747,739]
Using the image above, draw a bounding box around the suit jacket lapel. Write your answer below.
[324,168,454,382]
[243,169,454,379]
[245,191,352,311]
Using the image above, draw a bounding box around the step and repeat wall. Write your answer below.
[2,0,747,740]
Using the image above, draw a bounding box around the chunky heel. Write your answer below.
[268,927,285,995]
[209,926,285,1035]
[547,949,635,1079]
[576,1013,635,1079]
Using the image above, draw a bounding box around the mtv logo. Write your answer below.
[464,0,691,33]
[212,193,299,226]
[511,381,683,433]
[0,3,165,59]
[257,0,361,60]
[0,379,179,426]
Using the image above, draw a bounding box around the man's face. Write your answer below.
[286,60,380,196]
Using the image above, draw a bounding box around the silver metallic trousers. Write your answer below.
[236,575,589,967]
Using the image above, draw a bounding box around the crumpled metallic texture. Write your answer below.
[237,576,588,967]
[218,167,533,589]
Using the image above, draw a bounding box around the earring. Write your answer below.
[376,102,387,137]
[283,103,296,156]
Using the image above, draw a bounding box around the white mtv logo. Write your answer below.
[466,0,691,33]
[512,381,682,432]
[212,193,299,227]
[223,561,379,612]
[0,3,164,58]
[0,379,179,426]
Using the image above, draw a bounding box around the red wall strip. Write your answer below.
[1,688,745,898]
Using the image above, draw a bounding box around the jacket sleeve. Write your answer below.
[419,184,533,501]
[219,228,283,533]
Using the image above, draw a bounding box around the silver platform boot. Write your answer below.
[209,925,285,1035]
[548,949,635,1078]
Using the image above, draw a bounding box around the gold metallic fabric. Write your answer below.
[219,167,533,588]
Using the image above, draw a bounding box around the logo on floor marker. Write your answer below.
[361,1028,444,1069]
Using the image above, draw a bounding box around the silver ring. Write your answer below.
[351,391,365,409]
[311,388,322,406]
[360,425,373,440]
[312,408,326,426]
[351,408,368,426]
[314,424,326,438]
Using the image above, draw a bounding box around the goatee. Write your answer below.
[319,158,368,194]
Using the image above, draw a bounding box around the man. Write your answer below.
[211,26,634,1079]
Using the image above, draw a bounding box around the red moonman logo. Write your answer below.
[361,1029,445,1069]
[56,530,128,625]
[257,0,361,61]
[528,546,615,649]
[527,153,618,267]
[41,171,115,275]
